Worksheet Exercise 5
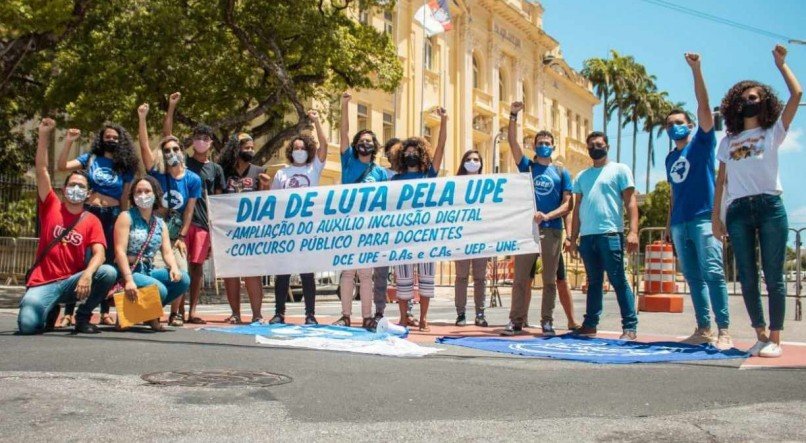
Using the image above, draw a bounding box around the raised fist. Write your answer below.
[684,52,700,68]
[436,107,448,119]
[307,110,320,122]
[773,44,787,67]
[341,92,352,104]
[169,92,181,106]
[66,128,81,142]
[38,118,56,135]
[138,103,149,117]
[510,101,524,114]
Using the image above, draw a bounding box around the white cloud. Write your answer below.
[780,127,803,154]
[790,206,806,225]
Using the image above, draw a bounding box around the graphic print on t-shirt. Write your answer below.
[227,177,256,192]
[728,134,765,160]
[92,167,118,187]
[163,189,185,209]
[53,225,84,246]
[533,174,555,196]
[287,174,311,188]
[669,157,690,183]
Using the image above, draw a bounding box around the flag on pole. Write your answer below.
[414,0,453,37]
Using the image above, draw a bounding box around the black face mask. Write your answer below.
[239,150,255,162]
[404,155,420,168]
[741,100,761,119]
[588,147,608,160]
[101,140,119,153]
[356,142,375,156]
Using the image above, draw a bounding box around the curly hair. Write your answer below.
[285,133,317,165]
[394,137,433,173]
[720,80,783,135]
[128,176,165,212]
[90,123,138,175]
[384,137,402,169]
[351,129,381,161]
[456,149,484,176]
[218,133,253,177]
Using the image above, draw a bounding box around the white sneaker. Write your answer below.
[714,329,734,350]
[758,342,783,358]
[747,340,769,356]
[619,330,637,341]
[681,328,715,345]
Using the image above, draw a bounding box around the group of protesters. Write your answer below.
[16,46,801,358]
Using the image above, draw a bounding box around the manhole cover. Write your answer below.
[141,371,292,388]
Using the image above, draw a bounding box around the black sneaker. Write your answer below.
[474,313,488,327]
[501,321,524,336]
[573,326,597,338]
[373,312,384,322]
[305,314,318,325]
[268,314,285,325]
[332,316,350,327]
[455,313,467,326]
[74,321,100,334]
[363,317,377,332]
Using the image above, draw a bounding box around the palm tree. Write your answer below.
[621,65,655,179]
[607,50,637,163]
[581,57,612,137]
[642,92,671,193]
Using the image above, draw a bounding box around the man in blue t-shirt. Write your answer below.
[569,131,639,340]
[664,53,731,349]
[503,102,572,337]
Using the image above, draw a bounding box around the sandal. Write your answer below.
[332,316,351,327]
[185,316,207,325]
[59,314,74,328]
[168,312,184,327]
[100,314,115,326]
[225,314,242,325]
[147,319,166,332]
[418,321,431,332]
[404,315,419,327]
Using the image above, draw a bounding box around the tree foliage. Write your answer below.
[1,0,403,169]
[639,180,670,234]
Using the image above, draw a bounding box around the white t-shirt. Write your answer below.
[270,156,325,190]
[716,118,786,209]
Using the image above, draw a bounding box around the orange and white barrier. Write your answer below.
[639,241,683,313]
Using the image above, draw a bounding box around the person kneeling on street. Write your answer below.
[113,176,191,331]
[17,118,117,335]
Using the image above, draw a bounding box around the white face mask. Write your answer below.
[134,193,156,209]
[64,185,88,204]
[292,150,308,164]
[464,160,481,173]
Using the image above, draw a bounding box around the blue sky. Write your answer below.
[540,0,806,228]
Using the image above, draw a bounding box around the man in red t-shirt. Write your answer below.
[17,118,118,335]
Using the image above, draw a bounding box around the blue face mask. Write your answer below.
[535,143,553,158]
[667,124,691,141]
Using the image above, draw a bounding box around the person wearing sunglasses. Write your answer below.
[138,103,203,326]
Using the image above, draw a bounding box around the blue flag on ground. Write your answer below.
[437,335,748,364]
[203,323,408,341]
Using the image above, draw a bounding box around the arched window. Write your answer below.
[472,56,480,89]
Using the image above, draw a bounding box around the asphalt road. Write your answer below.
[1,290,805,441]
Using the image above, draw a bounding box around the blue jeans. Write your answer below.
[17,264,118,334]
[671,214,730,329]
[130,267,190,306]
[726,194,788,331]
[578,233,638,331]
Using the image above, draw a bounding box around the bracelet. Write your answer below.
[178,234,186,240]
[509,113,518,120]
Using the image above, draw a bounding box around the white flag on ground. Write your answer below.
[255,335,442,358]
[414,0,452,37]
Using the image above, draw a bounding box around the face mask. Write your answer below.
[667,124,691,141]
[741,100,761,119]
[404,154,420,168]
[164,152,183,167]
[291,150,308,164]
[464,160,481,173]
[535,143,553,158]
[193,139,211,154]
[134,193,155,209]
[356,142,375,156]
[64,185,88,204]
[238,150,255,162]
[101,140,119,153]
[588,147,608,160]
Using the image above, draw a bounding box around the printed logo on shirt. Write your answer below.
[669,157,690,183]
[228,177,257,192]
[287,174,311,188]
[92,167,118,186]
[162,189,185,209]
[363,176,377,183]
[728,135,765,160]
[53,225,83,246]
[533,174,555,196]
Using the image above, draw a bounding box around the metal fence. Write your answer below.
[0,174,37,238]
[634,227,804,322]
